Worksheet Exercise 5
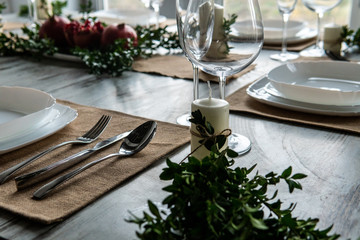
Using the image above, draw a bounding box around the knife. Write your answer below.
[15,130,131,190]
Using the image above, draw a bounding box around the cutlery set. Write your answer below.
[0,115,157,199]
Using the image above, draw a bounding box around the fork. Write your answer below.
[0,115,111,184]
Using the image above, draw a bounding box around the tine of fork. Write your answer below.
[85,115,111,139]
[81,115,110,139]
[81,115,107,138]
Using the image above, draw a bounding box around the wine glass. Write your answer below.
[184,0,264,154]
[141,0,151,8]
[270,0,299,61]
[300,0,342,57]
[176,0,202,126]
[26,0,38,28]
[151,0,164,28]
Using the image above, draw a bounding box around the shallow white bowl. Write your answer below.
[267,61,360,106]
[0,86,56,140]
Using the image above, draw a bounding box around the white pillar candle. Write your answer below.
[205,4,227,59]
[323,24,342,55]
[190,97,229,160]
[35,0,52,20]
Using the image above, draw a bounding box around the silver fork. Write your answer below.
[0,115,111,184]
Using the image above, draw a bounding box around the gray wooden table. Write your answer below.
[0,50,359,240]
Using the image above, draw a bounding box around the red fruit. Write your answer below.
[39,16,70,48]
[64,20,80,47]
[101,23,138,48]
[64,20,104,49]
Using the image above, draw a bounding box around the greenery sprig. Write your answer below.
[0,3,5,29]
[223,13,237,55]
[0,24,58,58]
[127,110,340,240]
[341,25,360,50]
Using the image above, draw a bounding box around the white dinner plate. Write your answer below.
[0,104,77,154]
[90,9,167,27]
[267,61,360,106]
[246,77,360,116]
[0,86,56,141]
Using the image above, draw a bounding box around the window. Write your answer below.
[259,0,351,28]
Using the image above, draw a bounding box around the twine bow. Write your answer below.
[180,125,232,163]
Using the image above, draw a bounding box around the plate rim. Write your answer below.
[0,103,78,154]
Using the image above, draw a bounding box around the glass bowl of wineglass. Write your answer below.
[183,0,264,154]
[300,0,342,57]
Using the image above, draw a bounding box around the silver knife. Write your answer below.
[15,131,131,190]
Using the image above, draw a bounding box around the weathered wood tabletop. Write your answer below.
[0,49,359,240]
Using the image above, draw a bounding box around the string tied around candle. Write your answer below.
[180,127,232,163]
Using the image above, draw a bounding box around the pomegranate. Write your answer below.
[64,20,104,49]
[64,20,80,47]
[101,23,138,49]
[39,16,70,48]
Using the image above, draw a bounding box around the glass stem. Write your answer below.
[219,76,226,100]
[154,4,160,28]
[192,64,199,100]
[281,13,290,56]
[315,12,323,49]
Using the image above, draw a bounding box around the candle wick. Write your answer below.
[207,81,212,99]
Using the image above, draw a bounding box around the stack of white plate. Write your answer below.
[247,61,360,116]
[263,19,317,45]
[0,86,77,154]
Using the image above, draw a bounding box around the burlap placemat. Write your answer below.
[2,22,27,31]
[226,79,360,134]
[132,55,256,83]
[0,100,190,224]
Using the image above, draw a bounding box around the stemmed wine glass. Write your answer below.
[270,0,298,61]
[176,0,203,126]
[141,0,151,9]
[300,0,342,57]
[151,0,164,28]
[184,0,264,154]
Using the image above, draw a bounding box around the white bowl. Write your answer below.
[0,86,56,140]
[267,61,360,106]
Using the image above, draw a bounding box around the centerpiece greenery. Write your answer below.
[127,110,340,240]
[0,1,180,76]
[341,25,360,50]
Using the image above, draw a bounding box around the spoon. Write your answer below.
[33,121,157,200]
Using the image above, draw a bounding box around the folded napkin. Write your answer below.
[132,55,256,83]
[226,79,360,134]
[0,100,190,224]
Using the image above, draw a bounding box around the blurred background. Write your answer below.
[0,0,358,29]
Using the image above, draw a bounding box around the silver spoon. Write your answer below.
[33,121,157,200]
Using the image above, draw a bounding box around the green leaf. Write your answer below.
[226,148,238,158]
[281,166,292,179]
[148,200,161,219]
[291,173,307,179]
[249,215,268,230]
